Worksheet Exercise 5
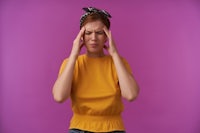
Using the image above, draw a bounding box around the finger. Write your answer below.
[103,26,110,38]
[76,27,85,40]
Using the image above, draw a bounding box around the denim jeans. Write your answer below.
[69,129,126,133]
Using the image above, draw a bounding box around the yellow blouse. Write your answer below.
[59,54,131,132]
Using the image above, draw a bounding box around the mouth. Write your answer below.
[90,43,98,48]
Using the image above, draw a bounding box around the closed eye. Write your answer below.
[85,32,92,35]
[96,31,104,35]
[85,31,104,35]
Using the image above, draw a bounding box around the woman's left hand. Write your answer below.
[103,27,118,56]
[103,27,139,102]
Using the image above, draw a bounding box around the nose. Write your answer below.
[91,32,97,41]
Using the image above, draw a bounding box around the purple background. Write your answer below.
[1,0,200,133]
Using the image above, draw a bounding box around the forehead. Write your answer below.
[84,20,105,31]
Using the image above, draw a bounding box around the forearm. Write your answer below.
[52,56,76,103]
[112,52,139,101]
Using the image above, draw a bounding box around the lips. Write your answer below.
[90,44,98,48]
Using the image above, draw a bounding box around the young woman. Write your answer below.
[52,7,139,133]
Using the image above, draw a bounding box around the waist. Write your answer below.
[70,113,125,132]
[72,113,122,121]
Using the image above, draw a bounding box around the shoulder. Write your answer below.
[77,54,85,60]
[62,54,85,62]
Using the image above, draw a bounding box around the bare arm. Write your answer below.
[52,27,85,103]
[103,27,139,101]
[112,53,140,101]
[52,56,76,103]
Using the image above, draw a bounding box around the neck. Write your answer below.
[86,51,105,57]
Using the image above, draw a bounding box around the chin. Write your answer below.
[88,48,101,52]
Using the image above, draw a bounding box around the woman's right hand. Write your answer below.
[70,27,85,58]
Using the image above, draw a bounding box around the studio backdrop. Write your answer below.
[1,0,200,133]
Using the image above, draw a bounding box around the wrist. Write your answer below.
[111,51,119,58]
[69,53,78,60]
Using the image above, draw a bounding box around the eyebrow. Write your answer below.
[85,30,104,32]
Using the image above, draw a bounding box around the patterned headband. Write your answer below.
[80,7,112,28]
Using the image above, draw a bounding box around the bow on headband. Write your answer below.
[82,7,112,18]
[80,7,112,28]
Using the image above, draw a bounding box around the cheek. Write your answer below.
[102,36,107,43]
[83,36,89,43]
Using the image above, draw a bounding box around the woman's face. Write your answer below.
[83,20,107,56]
